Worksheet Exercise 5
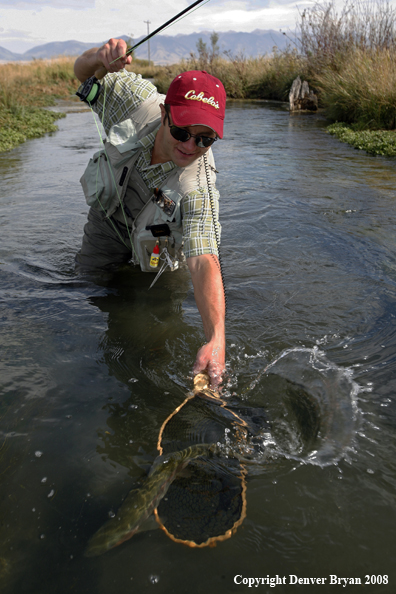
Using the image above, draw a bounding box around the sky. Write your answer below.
[0,0,314,53]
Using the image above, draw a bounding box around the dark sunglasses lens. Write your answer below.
[170,126,190,143]
[199,136,215,147]
[170,125,216,148]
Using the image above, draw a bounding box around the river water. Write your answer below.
[0,100,395,593]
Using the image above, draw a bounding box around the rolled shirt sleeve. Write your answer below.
[78,70,157,135]
[181,187,221,259]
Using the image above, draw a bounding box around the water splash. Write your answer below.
[245,347,360,467]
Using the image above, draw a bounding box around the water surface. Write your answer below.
[1,100,395,592]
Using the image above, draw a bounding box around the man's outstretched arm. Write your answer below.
[187,254,226,386]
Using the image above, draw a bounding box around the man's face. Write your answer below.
[155,104,217,168]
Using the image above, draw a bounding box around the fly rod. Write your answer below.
[77,0,209,104]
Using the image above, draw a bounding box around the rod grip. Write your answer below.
[94,65,108,80]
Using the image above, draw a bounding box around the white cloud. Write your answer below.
[0,0,94,8]
[1,0,395,54]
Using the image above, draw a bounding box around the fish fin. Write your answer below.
[134,513,163,533]
[175,467,193,479]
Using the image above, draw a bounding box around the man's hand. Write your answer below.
[74,38,132,82]
[97,38,132,74]
[193,341,225,388]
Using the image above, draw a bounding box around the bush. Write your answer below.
[246,48,307,101]
[150,51,303,101]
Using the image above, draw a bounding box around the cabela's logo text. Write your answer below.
[184,90,220,110]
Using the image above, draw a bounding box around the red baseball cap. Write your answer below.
[165,70,226,138]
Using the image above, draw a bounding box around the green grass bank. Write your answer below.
[0,59,80,152]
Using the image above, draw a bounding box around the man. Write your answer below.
[74,38,226,385]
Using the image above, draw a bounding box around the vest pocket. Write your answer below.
[133,228,177,272]
[80,150,120,211]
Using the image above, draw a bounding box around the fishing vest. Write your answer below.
[80,93,217,272]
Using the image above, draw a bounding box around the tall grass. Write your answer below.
[0,58,78,109]
[297,0,396,75]
[315,47,396,129]
[296,0,396,131]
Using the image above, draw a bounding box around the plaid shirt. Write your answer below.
[84,70,221,258]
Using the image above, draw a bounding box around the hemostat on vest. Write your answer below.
[149,243,180,289]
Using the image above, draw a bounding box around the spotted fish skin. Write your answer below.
[85,443,216,557]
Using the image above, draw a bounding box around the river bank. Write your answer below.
[0,58,77,152]
[0,47,395,157]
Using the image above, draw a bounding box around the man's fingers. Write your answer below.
[207,361,224,387]
[98,38,129,73]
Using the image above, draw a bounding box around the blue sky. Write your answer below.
[0,0,312,53]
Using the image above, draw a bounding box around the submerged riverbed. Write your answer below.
[0,101,395,593]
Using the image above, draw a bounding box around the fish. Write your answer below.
[85,372,218,557]
[85,442,217,557]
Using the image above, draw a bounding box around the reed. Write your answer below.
[293,0,396,127]
[314,47,396,129]
[297,0,396,77]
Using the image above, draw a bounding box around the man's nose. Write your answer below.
[180,136,197,150]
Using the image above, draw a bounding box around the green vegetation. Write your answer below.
[295,0,396,155]
[327,123,396,156]
[0,59,77,152]
[0,106,64,152]
[1,1,396,156]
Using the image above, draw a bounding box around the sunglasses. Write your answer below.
[165,108,217,148]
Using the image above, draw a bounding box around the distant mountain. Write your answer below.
[0,45,20,61]
[0,40,98,62]
[0,29,291,65]
[23,40,100,60]
[132,29,290,64]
